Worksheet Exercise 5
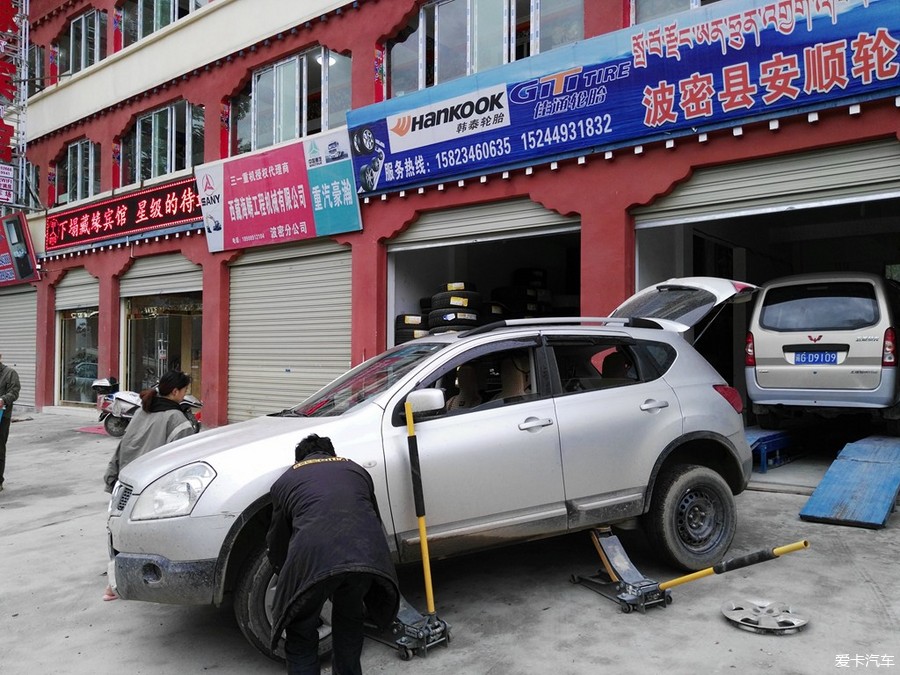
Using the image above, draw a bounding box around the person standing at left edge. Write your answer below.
[266,434,399,675]
[0,353,21,493]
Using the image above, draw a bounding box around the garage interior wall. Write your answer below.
[0,286,38,409]
[228,240,352,422]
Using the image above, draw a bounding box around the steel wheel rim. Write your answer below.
[675,486,724,552]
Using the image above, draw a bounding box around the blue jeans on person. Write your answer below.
[284,572,374,675]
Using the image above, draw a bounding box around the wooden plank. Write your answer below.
[799,436,900,529]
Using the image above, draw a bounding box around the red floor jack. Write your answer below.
[365,393,450,660]
[571,527,809,614]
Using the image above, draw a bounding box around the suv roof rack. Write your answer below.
[461,316,666,337]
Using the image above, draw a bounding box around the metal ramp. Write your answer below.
[800,436,900,529]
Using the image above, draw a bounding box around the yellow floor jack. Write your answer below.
[365,396,450,661]
[571,527,809,614]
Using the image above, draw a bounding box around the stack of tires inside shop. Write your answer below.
[395,269,560,344]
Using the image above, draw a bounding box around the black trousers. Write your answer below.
[0,404,10,486]
[284,572,374,675]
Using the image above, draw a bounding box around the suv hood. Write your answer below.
[611,276,758,333]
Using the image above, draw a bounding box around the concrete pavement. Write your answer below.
[0,409,897,674]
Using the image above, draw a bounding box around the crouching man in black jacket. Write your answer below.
[266,434,400,675]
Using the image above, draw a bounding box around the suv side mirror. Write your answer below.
[406,388,446,420]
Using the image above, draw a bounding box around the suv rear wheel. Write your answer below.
[234,542,333,662]
[645,464,736,571]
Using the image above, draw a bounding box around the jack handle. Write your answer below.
[659,539,809,591]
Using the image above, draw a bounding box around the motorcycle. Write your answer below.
[91,377,203,438]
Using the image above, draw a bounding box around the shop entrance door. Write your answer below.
[125,292,202,395]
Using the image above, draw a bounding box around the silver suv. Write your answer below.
[745,272,900,433]
[107,278,753,660]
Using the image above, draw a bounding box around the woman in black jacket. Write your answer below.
[266,434,399,675]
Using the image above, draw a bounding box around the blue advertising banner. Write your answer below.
[347,0,900,195]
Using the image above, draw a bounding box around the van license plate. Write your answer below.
[794,351,837,365]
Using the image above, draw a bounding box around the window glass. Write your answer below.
[71,16,84,72]
[760,283,879,332]
[275,60,298,144]
[389,19,421,97]
[27,45,44,97]
[551,341,642,393]
[173,100,187,171]
[436,0,467,84]
[540,0,582,52]
[231,83,252,155]
[291,342,447,418]
[306,54,322,136]
[59,140,98,204]
[191,104,205,167]
[327,52,352,129]
[124,0,203,45]
[152,108,169,177]
[473,0,505,72]
[254,68,275,150]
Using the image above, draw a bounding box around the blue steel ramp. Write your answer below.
[800,436,900,529]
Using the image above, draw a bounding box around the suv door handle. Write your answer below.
[518,417,554,431]
[640,399,669,412]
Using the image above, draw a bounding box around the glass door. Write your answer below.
[125,292,202,395]
[60,308,100,403]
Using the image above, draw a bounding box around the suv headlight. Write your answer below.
[131,462,216,521]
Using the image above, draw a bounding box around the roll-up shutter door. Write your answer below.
[228,240,352,421]
[388,198,579,250]
[633,139,900,229]
[0,285,37,409]
[119,254,202,296]
[55,268,99,309]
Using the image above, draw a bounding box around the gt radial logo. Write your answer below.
[386,84,510,153]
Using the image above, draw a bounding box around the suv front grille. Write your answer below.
[115,485,133,512]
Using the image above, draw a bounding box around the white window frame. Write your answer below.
[121,100,204,186]
[123,0,211,46]
[246,47,349,153]
[58,9,106,76]
[631,0,721,25]
[57,139,99,205]
[387,0,583,97]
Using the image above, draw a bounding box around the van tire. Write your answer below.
[645,464,736,571]
[234,542,333,662]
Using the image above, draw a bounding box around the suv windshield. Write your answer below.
[760,282,879,331]
[289,342,446,417]
[613,285,717,326]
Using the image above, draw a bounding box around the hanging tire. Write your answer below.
[644,464,736,571]
[234,542,333,662]
[103,415,129,438]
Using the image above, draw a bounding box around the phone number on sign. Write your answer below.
[520,114,613,151]
[434,138,513,169]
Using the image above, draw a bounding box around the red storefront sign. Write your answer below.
[45,177,202,252]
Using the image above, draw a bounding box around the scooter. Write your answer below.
[91,377,203,438]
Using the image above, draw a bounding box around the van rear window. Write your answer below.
[759,282,879,331]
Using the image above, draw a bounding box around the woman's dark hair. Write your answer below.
[295,434,336,462]
[140,370,191,411]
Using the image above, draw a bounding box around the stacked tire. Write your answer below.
[395,313,429,344]
[429,282,481,332]
[491,268,551,318]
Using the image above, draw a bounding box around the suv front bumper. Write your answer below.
[112,551,217,605]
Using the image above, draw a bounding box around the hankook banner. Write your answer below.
[347,0,900,195]
[194,128,361,253]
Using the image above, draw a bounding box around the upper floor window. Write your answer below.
[122,0,211,47]
[388,0,583,98]
[24,162,41,210]
[230,47,351,155]
[58,10,107,76]
[57,139,100,205]
[120,100,205,186]
[27,44,45,97]
[633,0,722,23]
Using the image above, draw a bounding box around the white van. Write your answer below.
[745,272,900,433]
